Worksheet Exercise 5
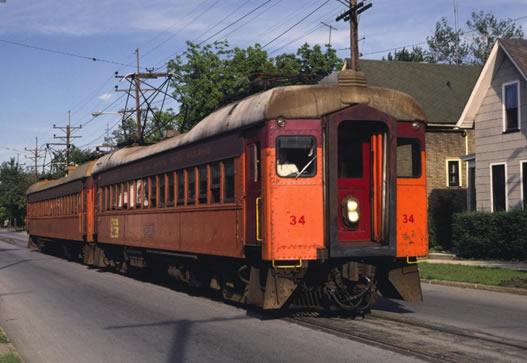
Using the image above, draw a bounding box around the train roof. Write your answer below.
[26,160,96,196]
[27,70,427,196]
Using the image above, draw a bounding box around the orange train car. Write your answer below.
[27,69,428,312]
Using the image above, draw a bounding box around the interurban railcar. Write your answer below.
[26,69,428,312]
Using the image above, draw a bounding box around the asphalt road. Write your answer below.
[0,236,421,363]
[374,282,527,342]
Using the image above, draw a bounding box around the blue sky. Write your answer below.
[0,0,526,168]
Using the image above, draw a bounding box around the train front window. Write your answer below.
[397,138,421,177]
[338,123,365,178]
[276,136,317,178]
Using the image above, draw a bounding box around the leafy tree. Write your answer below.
[0,158,32,227]
[427,12,523,65]
[168,41,233,133]
[42,146,94,179]
[467,11,524,64]
[296,43,342,76]
[384,46,426,62]
[167,41,342,132]
[427,17,469,64]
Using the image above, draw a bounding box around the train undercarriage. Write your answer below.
[29,236,421,314]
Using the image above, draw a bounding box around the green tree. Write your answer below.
[42,146,94,179]
[467,11,524,64]
[0,158,32,227]
[296,43,342,76]
[426,12,524,65]
[427,17,469,64]
[384,46,426,62]
[167,41,342,133]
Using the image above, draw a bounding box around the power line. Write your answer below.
[262,0,331,49]
[154,0,272,71]
[141,0,221,60]
[0,38,136,68]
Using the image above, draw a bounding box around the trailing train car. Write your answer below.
[27,69,428,312]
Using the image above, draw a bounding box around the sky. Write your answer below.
[0,0,526,169]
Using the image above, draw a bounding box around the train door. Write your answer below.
[245,132,263,245]
[337,123,372,241]
[326,104,396,257]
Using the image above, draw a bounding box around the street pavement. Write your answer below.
[0,230,526,361]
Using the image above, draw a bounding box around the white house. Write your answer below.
[457,38,527,211]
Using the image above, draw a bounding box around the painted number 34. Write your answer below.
[290,216,306,225]
[402,214,415,224]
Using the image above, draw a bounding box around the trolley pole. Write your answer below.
[135,48,142,143]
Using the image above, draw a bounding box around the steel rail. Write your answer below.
[286,311,527,363]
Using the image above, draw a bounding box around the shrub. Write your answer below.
[452,209,527,260]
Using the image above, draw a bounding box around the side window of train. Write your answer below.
[167,172,175,207]
[129,182,135,208]
[223,159,235,202]
[187,168,196,205]
[177,170,185,206]
[210,162,221,203]
[198,165,207,204]
[249,143,261,182]
[150,176,157,208]
[158,174,166,208]
[397,138,421,177]
[143,178,149,208]
[276,136,317,178]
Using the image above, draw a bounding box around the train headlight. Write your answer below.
[342,196,360,226]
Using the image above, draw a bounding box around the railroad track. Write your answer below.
[287,310,527,362]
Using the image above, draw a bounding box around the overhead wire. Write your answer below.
[0,38,136,68]
[154,0,273,71]
[267,3,343,54]
[141,0,221,60]
[262,0,331,49]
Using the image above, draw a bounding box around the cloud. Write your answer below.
[98,93,113,102]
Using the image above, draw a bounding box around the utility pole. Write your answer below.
[49,111,82,168]
[320,22,337,46]
[336,0,372,70]
[114,49,175,144]
[25,136,43,179]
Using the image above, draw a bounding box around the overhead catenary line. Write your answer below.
[262,0,331,49]
[0,38,136,68]
[141,0,221,60]
[154,0,272,71]
[267,5,342,55]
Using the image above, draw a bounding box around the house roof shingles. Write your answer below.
[322,60,482,125]
[500,38,527,80]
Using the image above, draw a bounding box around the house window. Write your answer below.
[491,163,507,212]
[447,160,461,187]
[503,81,520,131]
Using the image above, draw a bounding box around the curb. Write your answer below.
[421,279,527,296]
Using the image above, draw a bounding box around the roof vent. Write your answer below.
[338,69,367,88]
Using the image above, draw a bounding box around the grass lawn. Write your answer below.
[0,331,7,344]
[0,354,20,363]
[419,263,527,288]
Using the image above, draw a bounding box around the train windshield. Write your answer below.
[276,135,317,178]
[397,138,421,177]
